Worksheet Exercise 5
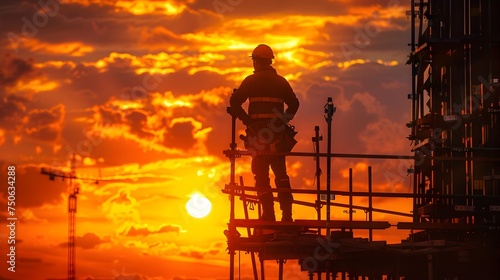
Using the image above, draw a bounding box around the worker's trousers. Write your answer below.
[251,155,293,220]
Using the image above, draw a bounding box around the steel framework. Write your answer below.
[408,0,500,226]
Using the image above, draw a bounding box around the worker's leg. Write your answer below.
[252,156,275,221]
[271,156,293,222]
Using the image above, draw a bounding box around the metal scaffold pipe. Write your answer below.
[324,97,335,280]
[313,125,324,280]
[225,184,500,200]
[324,97,336,237]
[223,149,500,162]
[226,91,237,280]
[313,126,323,236]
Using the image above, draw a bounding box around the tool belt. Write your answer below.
[278,124,298,152]
[240,123,297,153]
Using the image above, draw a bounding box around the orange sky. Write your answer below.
[0,0,415,279]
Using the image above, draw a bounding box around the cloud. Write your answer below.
[113,274,150,280]
[0,164,66,208]
[80,82,226,155]
[23,104,65,143]
[19,209,48,224]
[58,232,110,249]
[123,224,183,237]
[0,93,29,130]
[125,110,155,139]
[102,189,141,230]
[137,26,189,51]
[76,232,110,249]
[360,116,409,155]
[0,53,37,86]
[163,119,197,151]
[0,128,5,146]
[24,105,64,127]
[111,0,187,16]
[178,242,224,260]
[21,39,94,57]
[190,0,352,18]
[111,190,135,204]
[1,0,222,59]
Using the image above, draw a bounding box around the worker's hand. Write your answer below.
[241,115,251,126]
[245,123,257,135]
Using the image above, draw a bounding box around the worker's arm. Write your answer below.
[229,78,251,125]
[283,80,299,122]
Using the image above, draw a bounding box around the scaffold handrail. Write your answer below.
[223,149,500,161]
[224,184,500,199]
[221,188,413,217]
[223,149,414,159]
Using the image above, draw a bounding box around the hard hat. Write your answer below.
[250,44,274,59]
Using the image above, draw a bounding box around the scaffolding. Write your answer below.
[224,98,499,279]
[223,1,500,278]
[408,0,500,225]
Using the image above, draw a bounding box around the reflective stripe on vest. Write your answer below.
[249,97,284,103]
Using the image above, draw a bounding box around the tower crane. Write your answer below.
[41,154,166,279]
[41,153,97,280]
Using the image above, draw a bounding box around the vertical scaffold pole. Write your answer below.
[278,259,284,280]
[313,126,323,280]
[368,166,373,241]
[410,0,418,223]
[240,177,259,280]
[324,98,336,235]
[349,168,353,231]
[227,89,238,280]
[324,97,336,280]
[313,126,322,233]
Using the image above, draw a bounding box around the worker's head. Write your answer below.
[250,44,274,69]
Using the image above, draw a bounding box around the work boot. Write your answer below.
[279,192,294,222]
[259,192,276,221]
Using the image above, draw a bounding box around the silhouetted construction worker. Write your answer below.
[230,44,300,222]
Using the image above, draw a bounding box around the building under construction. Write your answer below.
[223,0,500,279]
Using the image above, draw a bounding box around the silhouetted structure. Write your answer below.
[409,0,500,226]
[223,0,500,279]
[41,154,79,280]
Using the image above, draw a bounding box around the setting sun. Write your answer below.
[0,0,419,279]
[186,193,212,218]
